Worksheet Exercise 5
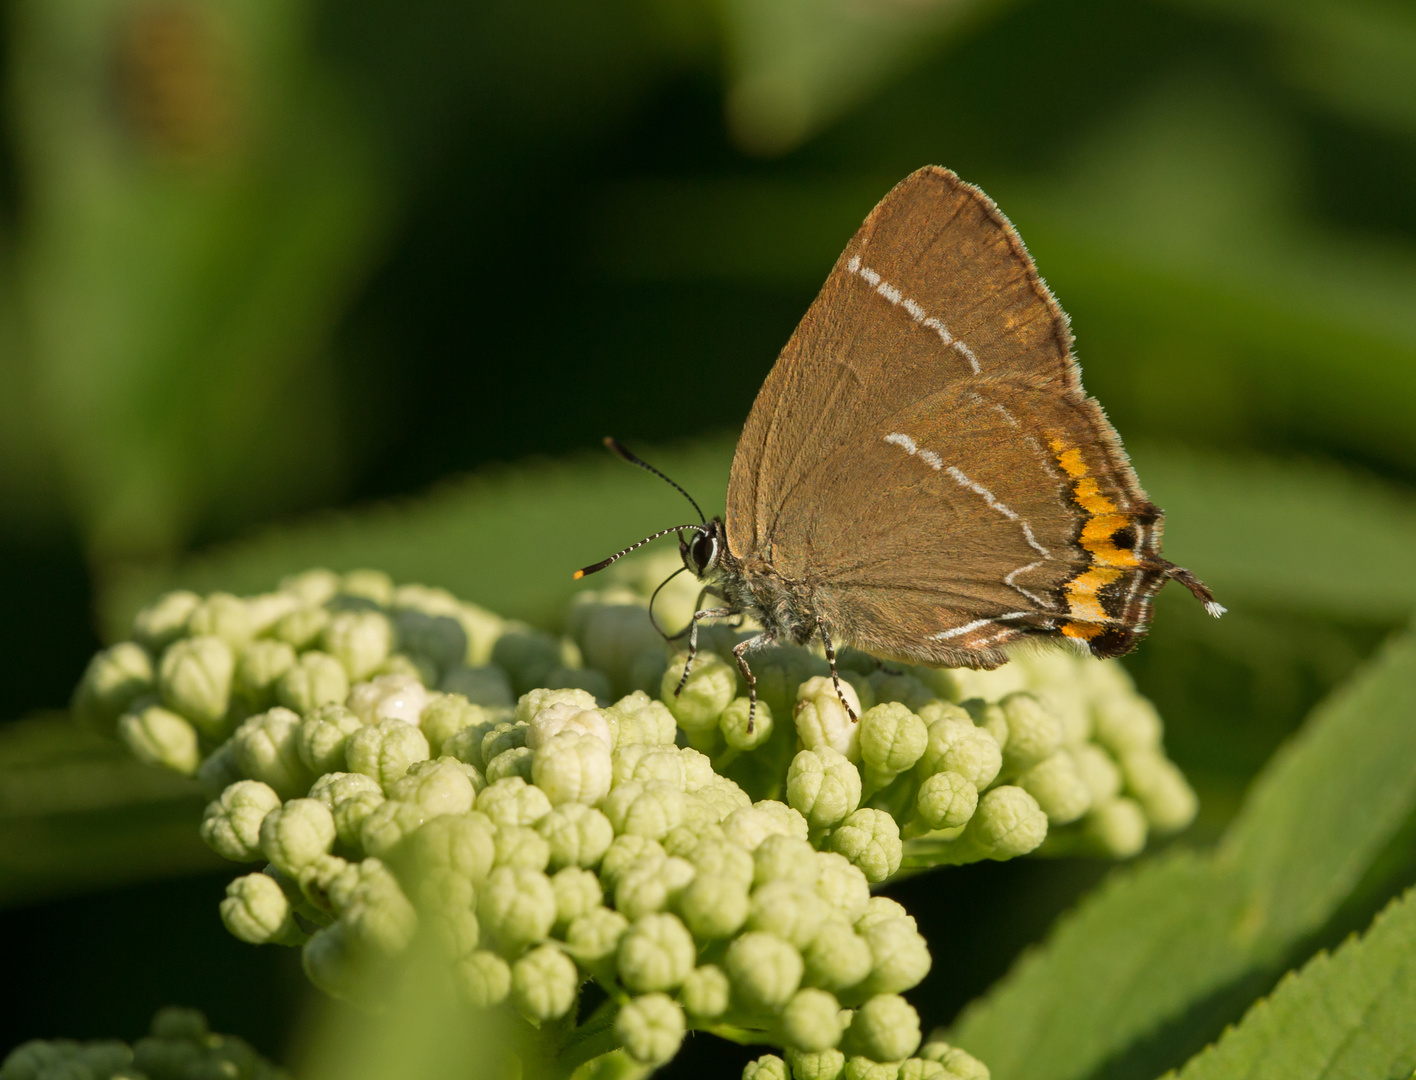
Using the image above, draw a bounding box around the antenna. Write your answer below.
[573,524,701,580]
[603,437,706,523]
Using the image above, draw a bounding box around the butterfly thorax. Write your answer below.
[712,547,820,648]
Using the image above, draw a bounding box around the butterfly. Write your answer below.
[577,166,1221,725]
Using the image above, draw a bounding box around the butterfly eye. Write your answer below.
[690,532,719,575]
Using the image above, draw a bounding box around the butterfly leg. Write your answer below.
[816,615,858,723]
[731,633,767,734]
[674,607,737,698]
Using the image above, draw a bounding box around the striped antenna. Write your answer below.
[603,437,706,523]
[573,525,702,580]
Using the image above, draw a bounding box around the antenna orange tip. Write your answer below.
[572,570,584,580]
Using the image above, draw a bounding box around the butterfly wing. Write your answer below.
[725,166,1193,666]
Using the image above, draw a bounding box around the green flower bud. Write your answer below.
[752,834,817,888]
[393,609,467,678]
[605,780,685,839]
[322,611,394,682]
[743,1055,790,1080]
[858,703,928,780]
[1072,743,1122,803]
[387,757,478,816]
[406,811,497,886]
[260,798,336,875]
[618,912,696,992]
[787,1048,848,1080]
[440,666,514,708]
[131,590,201,651]
[565,905,629,967]
[230,706,311,798]
[338,569,393,605]
[917,719,1001,792]
[1019,750,1092,825]
[828,810,902,883]
[159,636,234,737]
[721,696,774,751]
[918,1042,989,1079]
[614,744,677,789]
[600,835,667,890]
[782,988,845,1052]
[1082,796,1148,858]
[481,721,528,764]
[300,852,354,914]
[302,923,360,1001]
[956,786,1048,861]
[477,866,557,951]
[535,803,615,870]
[1120,750,1198,833]
[73,642,155,736]
[1092,694,1161,757]
[348,673,431,727]
[856,918,932,996]
[296,704,362,776]
[613,854,692,921]
[276,651,349,715]
[607,691,678,746]
[332,794,385,852]
[233,639,297,713]
[346,719,430,790]
[331,859,417,957]
[117,704,199,776]
[418,886,478,956]
[476,776,553,828]
[548,866,600,927]
[683,835,755,890]
[680,963,731,1020]
[847,994,920,1063]
[441,715,504,772]
[417,694,487,757]
[727,931,803,1011]
[280,567,340,606]
[661,650,737,741]
[493,627,568,696]
[201,780,282,861]
[456,950,512,1007]
[617,993,686,1067]
[457,603,505,668]
[914,771,977,832]
[788,749,863,832]
[485,746,533,784]
[531,732,613,807]
[359,798,430,859]
[802,919,874,992]
[186,593,255,650]
[700,777,755,821]
[747,880,831,952]
[998,693,1063,774]
[867,671,933,713]
[813,853,871,923]
[511,943,580,1022]
[749,646,830,728]
[272,605,331,652]
[794,677,862,761]
[856,896,910,931]
[494,825,552,872]
[220,872,299,945]
[896,1060,947,1080]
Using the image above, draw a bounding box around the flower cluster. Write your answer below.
[72,561,1194,1079]
[0,1008,285,1080]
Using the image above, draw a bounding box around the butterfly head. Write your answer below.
[680,518,725,579]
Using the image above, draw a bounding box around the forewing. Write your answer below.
[727,165,1077,559]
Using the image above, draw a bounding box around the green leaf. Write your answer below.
[0,713,218,908]
[1168,884,1416,1080]
[947,626,1416,1080]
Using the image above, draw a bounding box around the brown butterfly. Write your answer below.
[577,166,1221,724]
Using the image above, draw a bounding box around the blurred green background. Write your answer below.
[1,0,1414,1075]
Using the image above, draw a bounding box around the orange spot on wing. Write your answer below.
[1050,438,1088,478]
[1062,620,1102,641]
[1081,513,1139,568]
[1064,566,1122,622]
